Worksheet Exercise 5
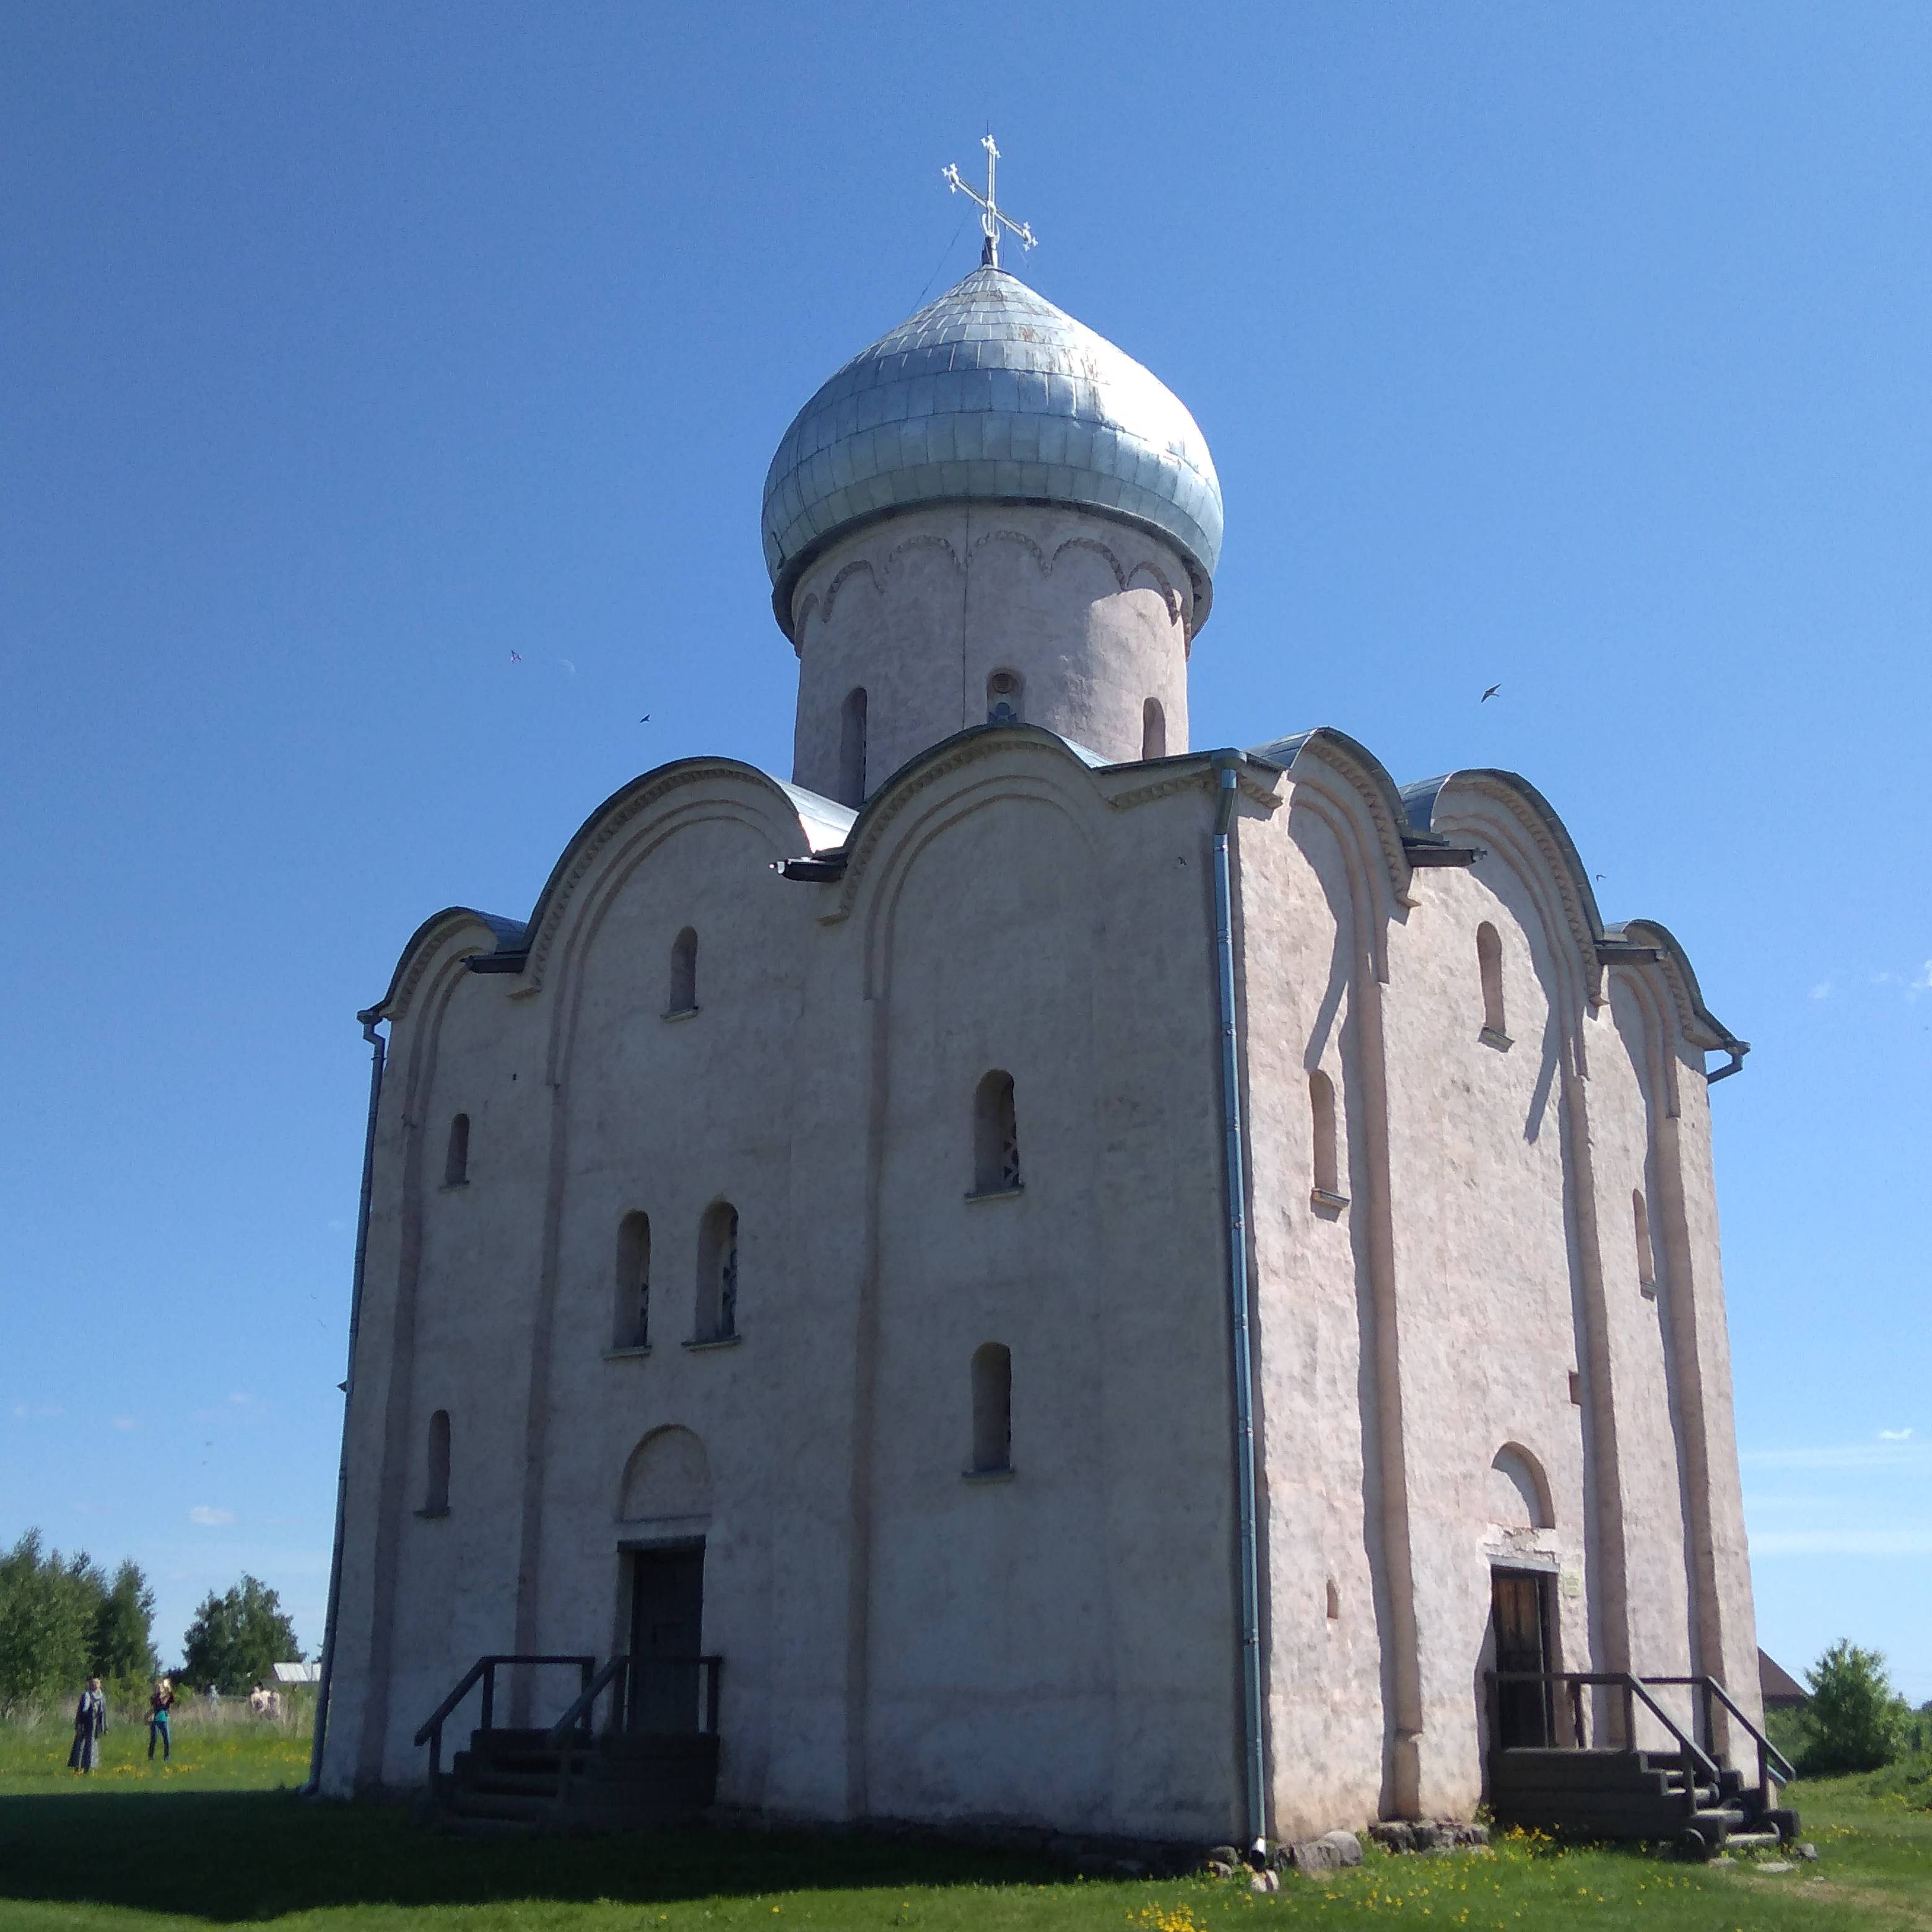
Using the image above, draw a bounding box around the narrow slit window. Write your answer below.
[970,1342,1012,1474]
[668,927,698,1016]
[444,1114,469,1187]
[1634,1190,1656,1296]
[1141,697,1167,761]
[973,1071,1022,1194]
[425,1409,451,1514]
[1309,1069,1340,1199]
[838,687,869,807]
[697,1201,739,1341]
[1476,922,1508,1041]
[616,1212,652,1347]
[986,669,1023,725]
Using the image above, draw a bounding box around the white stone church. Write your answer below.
[316,242,1771,1850]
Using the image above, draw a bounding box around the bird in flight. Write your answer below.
[1481,683,1502,702]
[638,713,651,723]
[508,650,522,663]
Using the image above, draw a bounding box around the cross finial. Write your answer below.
[942,134,1036,270]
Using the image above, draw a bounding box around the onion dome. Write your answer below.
[762,266,1223,637]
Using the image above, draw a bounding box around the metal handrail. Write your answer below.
[412,1653,595,1792]
[546,1655,629,1744]
[1644,1674,1795,1808]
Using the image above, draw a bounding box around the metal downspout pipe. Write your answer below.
[1212,755,1268,1852]
[303,1011,388,1797]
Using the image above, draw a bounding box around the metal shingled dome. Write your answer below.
[762,266,1224,635]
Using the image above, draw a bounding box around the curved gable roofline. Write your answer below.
[826,720,1117,917]
[1609,918,1749,1063]
[1403,768,1608,951]
[360,906,528,1026]
[1248,727,1412,898]
[365,759,853,1017]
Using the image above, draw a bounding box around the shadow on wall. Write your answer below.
[0,1791,1071,1918]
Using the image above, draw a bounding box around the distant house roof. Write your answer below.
[1759,1648,1808,1708]
[271,1661,320,1685]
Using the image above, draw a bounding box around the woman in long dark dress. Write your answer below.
[68,1677,107,1773]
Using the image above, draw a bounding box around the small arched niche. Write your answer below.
[695,1201,739,1341]
[668,928,698,1017]
[1633,1188,1657,1297]
[614,1211,651,1349]
[423,1409,451,1515]
[838,686,869,807]
[972,1071,1022,1196]
[970,1342,1012,1475]
[1476,922,1509,1046]
[1308,1069,1342,1201]
[444,1114,470,1187]
[1140,697,1167,761]
[618,1424,713,1524]
[1489,1444,1554,1531]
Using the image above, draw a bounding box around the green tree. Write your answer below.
[90,1560,157,1690]
[0,1530,107,1715]
[180,1575,302,1694]
[1799,1639,1908,1776]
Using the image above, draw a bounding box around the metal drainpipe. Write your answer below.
[1211,754,1268,1852]
[303,1011,387,1797]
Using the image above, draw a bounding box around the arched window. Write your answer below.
[838,686,869,807]
[986,668,1023,725]
[424,1409,451,1515]
[616,1212,652,1348]
[668,927,698,1016]
[970,1342,1012,1474]
[444,1114,469,1187]
[972,1071,1022,1195]
[1633,1189,1656,1297]
[1308,1069,1341,1201]
[1141,697,1167,761]
[1476,922,1508,1043]
[696,1201,739,1341]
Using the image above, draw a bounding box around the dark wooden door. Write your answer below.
[1490,1569,1554,1749]
[627,1545,705,1734]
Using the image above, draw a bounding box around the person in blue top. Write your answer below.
[147,1676,175,1760]
[67,1677,107,1773]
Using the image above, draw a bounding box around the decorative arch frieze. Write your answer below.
[1253,729,1414,913]
[971,526,1051,575]
[818,557,881,626]
[1612,918,1742,1063]
[374,908,526,1027]
[1405,770,1606,1004]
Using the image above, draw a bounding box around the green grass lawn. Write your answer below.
[1,1722,1926,1931]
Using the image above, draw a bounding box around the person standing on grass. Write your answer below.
[67,1677,107,1773]
[147,1676,175,1760]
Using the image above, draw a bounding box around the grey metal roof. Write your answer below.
[762,267,1223,637]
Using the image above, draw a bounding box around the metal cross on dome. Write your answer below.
[942,135,1036,269]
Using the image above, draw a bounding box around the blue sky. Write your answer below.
[3,4,1926,1702]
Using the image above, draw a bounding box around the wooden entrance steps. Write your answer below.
[440,1726,720,1833]
[416,1654,724,1836]
[1485,1670,1798,1858]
